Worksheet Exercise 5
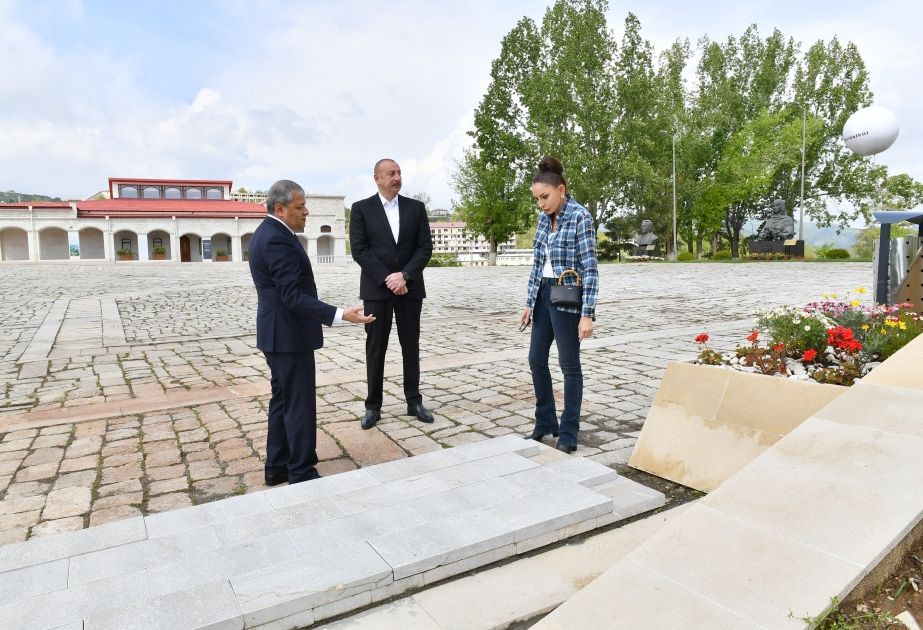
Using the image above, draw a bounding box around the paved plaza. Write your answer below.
[0,260,870,544]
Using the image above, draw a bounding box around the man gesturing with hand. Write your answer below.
[249,179,374,485]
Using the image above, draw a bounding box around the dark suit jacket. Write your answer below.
[248,216,337,353]
[349,194,433,300]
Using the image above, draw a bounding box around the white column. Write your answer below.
[105,217,113,261]
[171,216,180,261]
[232,235,243,262]
[137,232,149,261]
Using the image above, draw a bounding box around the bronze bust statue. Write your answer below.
[635,219,659,247]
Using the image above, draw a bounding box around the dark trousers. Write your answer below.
[263,351,318,482]
[362,296,423,410]
[528,280,583,446]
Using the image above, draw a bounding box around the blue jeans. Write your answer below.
[529,280,583,445]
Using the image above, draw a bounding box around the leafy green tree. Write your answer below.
[452,18,539,265]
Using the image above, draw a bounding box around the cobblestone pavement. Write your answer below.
[0,261,870,543]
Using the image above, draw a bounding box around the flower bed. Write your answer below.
[695,289,923,386]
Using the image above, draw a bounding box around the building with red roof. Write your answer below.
[0,178,346,263]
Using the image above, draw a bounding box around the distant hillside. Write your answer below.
[0,190,63,203]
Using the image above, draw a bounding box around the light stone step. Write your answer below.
[0,435,665,629]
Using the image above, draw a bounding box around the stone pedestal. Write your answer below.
[632,244,661,257]
[749,239,804,257]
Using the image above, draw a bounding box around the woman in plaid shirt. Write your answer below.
[519,156,599,453]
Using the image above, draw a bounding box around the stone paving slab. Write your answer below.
[537,334,923,629]
[0,436,663,629]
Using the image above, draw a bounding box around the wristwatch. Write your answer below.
[401,271,409,282]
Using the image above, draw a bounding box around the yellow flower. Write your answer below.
[861,324,870,331]
[880,328,887,334]
[830,293,838,299]
[850,300,861,307]
[885,319,897,327]
[822,293,830,299]
[855,287,867,294]
[899,321,907,330]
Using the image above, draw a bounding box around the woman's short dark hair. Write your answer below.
[531,156,567,189]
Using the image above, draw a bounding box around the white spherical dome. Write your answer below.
[842,106,899,156]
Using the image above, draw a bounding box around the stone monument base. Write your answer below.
[749,239,804,257]
[632,245,661,257]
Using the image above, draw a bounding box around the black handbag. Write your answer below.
[549,269,582,308]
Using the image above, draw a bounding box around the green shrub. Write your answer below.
[428,253,461,267]
[152,246,166,255]
[825,248,850,259]
[712,250,732,260]
[677,251,696,262]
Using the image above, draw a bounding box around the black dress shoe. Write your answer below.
[524,430,559,442]
[555,441,577,454]
[361,409,380,430]
[406,403,434,423]
[264,470,288,486]
[289,467,321,484]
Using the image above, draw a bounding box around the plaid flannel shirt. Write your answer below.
[525,196,599,318]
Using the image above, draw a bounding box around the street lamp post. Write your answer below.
[799,104,806,241]
[671,132,677,260]
[660,129,678,260]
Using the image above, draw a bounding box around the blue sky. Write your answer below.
[2,0,920,215]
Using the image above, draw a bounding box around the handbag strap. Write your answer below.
[556,269,581,286]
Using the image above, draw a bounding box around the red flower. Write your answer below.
[746,330,759,343]
[695,333,710,344]
[803,349,817,362]
[772,343,785,353]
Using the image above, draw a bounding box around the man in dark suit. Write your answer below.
[249,179,373,485]
[350,159,434,429]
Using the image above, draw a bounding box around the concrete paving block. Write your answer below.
[0,516,147,573]
[330,473,450,515]
[210,496,343,547]
[421,542,515,585]
[68,525,221,586]
[765,418,923,505]
[144,492,274,539]
[0,557,68,605]
[313,590,373,624]
[369,573,425,604]
[368,509,515,580]
[49,623,83,630]
[287,504,427,556]
[514,529,560,555]
[702,447,923,568]
[316,597,441,630]
[813,381,923,439]
[362,447,470,483]
[486,484,612,543]
[265,468,380,510]
[626,504,862,628]
[232,542,392,628]
[249,608,313,630]
[0,569,150,630]
[535,558,763,630]
[402,476,524,522]
[83,579,244,630]
[540,456,619,487]
[146,532,297,599]
[429,451,540,488]
[593,476,666,523]
[453,434,543,461]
